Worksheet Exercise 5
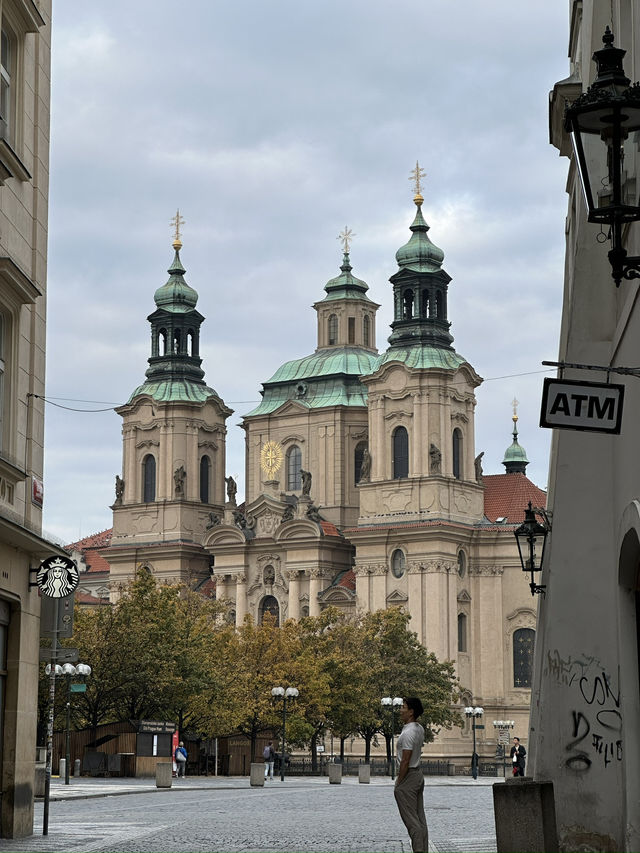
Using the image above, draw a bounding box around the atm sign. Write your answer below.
[540,378,624,434]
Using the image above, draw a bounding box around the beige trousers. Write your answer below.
[394,768,428,853]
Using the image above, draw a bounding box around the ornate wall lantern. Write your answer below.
[564,27,640,286]
[514,502,548,596]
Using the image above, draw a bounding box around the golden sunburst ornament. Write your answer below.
[260,440,283,478]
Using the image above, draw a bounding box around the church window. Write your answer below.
[435,290,444,319]
[392,426,409,479]
[403,289,414,320]
[259,595,279,626]
[200,455,210,503]
[328,314,338,345]
[363,315,370,347]
[286,445,302,490]
[226,609,236,626]
[391,549,406,578]
[458,613,467,652]
[348,316,355,344]
[0,22,15,144]
[301,605,309,618]
[421,290,429,318]
[173,328,181,354]
[143,454,156,503]
[187,330,194,356]
[513,628,535,688]
[354,441,367,484]
[457,550,466,578]
[159,329,167,356]
[453,428,463,480]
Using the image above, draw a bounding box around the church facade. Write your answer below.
[89,183,545,764]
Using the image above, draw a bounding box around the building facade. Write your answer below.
[95,180,546,765]
[530,2,640,849]
[0,0,57,838]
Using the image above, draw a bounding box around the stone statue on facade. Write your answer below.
[206,512,220,529]
[281,503,294,523]
[300,468,312,496]
[306,502,325,522]
[359,448,371,483]
[429,444,442,474]
[474,452,484,484]
[174,465,186,498]
[114,474,125,505]
[225,475,237,506]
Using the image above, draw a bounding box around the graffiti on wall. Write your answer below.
[545,650,622,772]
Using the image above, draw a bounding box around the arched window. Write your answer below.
[453,428,463,480]
[200,455,210,503]
[173,328,181,354]
[458,613,468,652]
[354,441,367,484]
[259,595,280,626]
[159,329,167,356]
[348,317,355,344]
[393,426,409,479]
[187,330,194,356]
[286,445,302,490]
[513,628,535,688]
[391,549,406,578]
[457,550,466,578]
[301,605,310,618]
[328,314,338,345]
[143,455,156,503]
[421,290,429,318]
[403,289,414,320]
[363,315,370,347]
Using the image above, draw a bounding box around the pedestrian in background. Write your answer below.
[175,741,188,777]
[263,741,275,780]
[394,697,428,853]
[510,736,526,776]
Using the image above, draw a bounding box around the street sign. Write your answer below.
[39,647,78,663]
[540,378,624,434]
[474,724,485,729]
[40,593,75,638]
[70,683,86,693]
[36,556,79,598]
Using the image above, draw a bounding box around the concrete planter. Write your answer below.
[250,762,265,787]
[155,762,172,788]
[328,763,342,784]
[358,764,370,784]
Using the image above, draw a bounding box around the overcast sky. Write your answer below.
[43,0,571,545]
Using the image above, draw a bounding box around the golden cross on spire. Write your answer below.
[170,209,185,249]
[409,161,426,196]
[512,397,519,421]
[337,226,355,253]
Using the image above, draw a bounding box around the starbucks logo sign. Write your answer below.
[36,556,79,598]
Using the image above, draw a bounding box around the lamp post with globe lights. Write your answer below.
[271,686,298,781]
[465,706,484,779]
[381,696,403,779]
[492,719,514,777]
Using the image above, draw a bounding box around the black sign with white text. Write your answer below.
[540,378,624,434]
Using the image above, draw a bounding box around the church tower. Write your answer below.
[104,216,233,595]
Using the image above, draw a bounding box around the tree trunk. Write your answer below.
[311,731,318,772]
[365,733,372,762]
[340,736,346,762]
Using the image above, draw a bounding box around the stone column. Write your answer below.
[234,573,247,624]
[309,569,323,617]
[372,398,385,481]
[287,571,301,621]
[158,423,168,500]
[424,563,447,661]
[475,567,504,699]
[189,422,199,501]
[371,564,387,611]
[407,562,425,646]
[124,426,137,502]
[412,393,422,477]
[353,565,370,611]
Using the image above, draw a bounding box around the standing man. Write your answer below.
[510,736,526,776]
[394,697,428,853]
[263,741,275,780]
[175,741,188,777]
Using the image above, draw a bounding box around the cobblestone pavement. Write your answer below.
[1,776,499,852]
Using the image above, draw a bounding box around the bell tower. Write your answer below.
[104,214,233,595]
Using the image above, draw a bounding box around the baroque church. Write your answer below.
[70,175,546,762]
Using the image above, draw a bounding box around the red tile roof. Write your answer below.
[319,520,341,537]
[75,591,110,606]
[482,473,546,524]
[337,569,355,591]
[66,528,113,575]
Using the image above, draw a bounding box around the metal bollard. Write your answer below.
[74,758,81,777]
[58,758,66,779]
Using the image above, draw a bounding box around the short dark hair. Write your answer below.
[404,696,424,719]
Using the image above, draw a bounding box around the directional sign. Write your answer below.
[540,378,624,434]
[70,683,86,693]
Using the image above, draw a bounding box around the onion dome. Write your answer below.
[503,405,529,474]
[320,251,371,302]
[395,193,445,273]
[153,244,199,313]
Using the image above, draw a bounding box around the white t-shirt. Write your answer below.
[396,721,425,769]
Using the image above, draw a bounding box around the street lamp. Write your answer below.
[492,719,514,778]
[381,696,403,780]
[514,502,548,596]
[464,706,483,780]
[271,686,298,782]
[61,663,91,785]
[564,27,640,286]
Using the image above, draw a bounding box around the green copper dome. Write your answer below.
[371,344,467,373]
[503,415,529,474]
[153,249,199,313]
[317,252,374,303]
[395,199,445,273]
